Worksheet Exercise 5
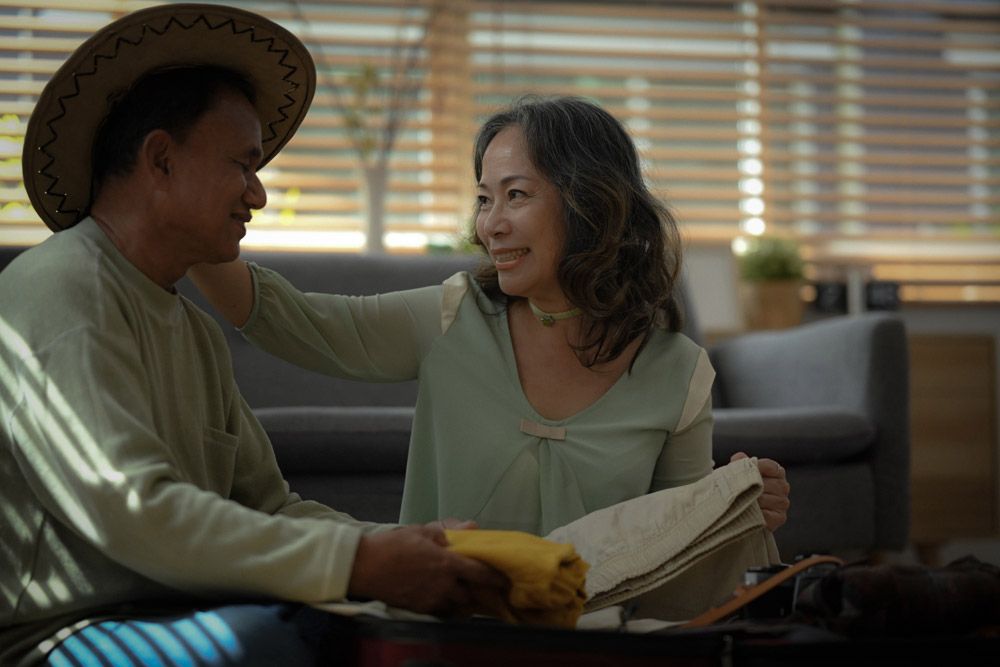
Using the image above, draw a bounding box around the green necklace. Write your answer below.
[528,301,582,327]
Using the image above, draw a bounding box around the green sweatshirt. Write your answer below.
[0,219,382,665]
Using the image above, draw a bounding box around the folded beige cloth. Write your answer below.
[316,459,776,628]
[547,456,780,621]
[445,529,589,628]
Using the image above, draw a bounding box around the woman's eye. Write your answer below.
[477,195,491,209]
[507,189,525,201]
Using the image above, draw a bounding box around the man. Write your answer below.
[1,5,501,665]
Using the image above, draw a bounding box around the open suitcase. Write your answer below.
[324,612,1000,667]
[322,553,1000,666]
[329,613,741,667]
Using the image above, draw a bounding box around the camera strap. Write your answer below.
[681,554,845,628]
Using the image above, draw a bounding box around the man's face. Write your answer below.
[166,89,266,265]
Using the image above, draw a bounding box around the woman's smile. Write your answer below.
[492,247,529,268]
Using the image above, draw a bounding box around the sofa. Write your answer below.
[0,245,910,560]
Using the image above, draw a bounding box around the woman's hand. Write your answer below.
[731,452,790,532]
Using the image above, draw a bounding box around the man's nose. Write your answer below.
[246,172,267,210]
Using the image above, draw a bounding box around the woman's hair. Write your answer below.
[470,96,684,368]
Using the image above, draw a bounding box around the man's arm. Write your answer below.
[6,323,504,611]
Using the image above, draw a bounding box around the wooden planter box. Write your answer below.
[740,280,804,330]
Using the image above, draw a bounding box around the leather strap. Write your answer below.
[682,554,845,628]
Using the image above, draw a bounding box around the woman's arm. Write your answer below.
[188,260,254,327]
[245,266,442,381]
[650,347,716,492]
[650,394,715,492]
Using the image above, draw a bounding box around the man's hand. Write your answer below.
[731,452,790,532]
[348,524,507,616]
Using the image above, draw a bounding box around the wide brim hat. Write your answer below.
[23,3,315,232]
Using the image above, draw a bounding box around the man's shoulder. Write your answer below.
[0,237,108,367]
[179,295,230,342]
[1,232,97,300]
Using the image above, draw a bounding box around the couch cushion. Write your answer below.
[711,407,875,466]
[255,406,413,474]
[284,473,405,523]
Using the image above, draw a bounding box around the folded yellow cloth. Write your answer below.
[445,529,589,628]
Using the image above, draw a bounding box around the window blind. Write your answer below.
[753,0,1000,303]
[1,0,997,303]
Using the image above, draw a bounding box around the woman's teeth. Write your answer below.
[495,249,528,263]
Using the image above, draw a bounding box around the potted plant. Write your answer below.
[736,236,805,330]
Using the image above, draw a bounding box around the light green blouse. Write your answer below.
[244,267,716,536]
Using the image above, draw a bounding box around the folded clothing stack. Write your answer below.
[548,456,779,619]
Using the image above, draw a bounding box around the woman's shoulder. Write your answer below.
[648,327,705,358]
[636,330,713,408]
[442,270,502,308]
[439,271,512,336]
[638,328,711,383]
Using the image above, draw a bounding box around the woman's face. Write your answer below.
[475,125,568,309]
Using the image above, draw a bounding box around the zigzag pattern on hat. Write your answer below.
[36,11,306,228]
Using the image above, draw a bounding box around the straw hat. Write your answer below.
[22,3,315,232]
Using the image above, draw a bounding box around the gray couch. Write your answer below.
[1,246,910,559]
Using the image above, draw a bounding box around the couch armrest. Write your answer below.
[709,313,910,550]
[709,314,904,413]
[712,407,875,466]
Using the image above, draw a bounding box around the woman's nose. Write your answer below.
[481,203,509,237]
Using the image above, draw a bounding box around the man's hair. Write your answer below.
[91,65,257,197]
[470,96,684,368]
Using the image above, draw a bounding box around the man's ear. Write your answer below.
[139,129,174,183]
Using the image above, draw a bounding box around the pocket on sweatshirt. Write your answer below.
[201,426,239,497]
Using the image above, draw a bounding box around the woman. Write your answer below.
[190,96,789,537]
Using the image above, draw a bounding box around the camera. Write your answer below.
[739,559,840,620]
